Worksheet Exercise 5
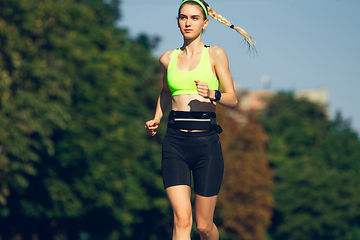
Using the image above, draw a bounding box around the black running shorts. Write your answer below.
[162,128,224,197]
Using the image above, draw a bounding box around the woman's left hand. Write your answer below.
[194,80,214,99]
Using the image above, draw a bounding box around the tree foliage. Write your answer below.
[216,106,274,240]
[0,0,173,239]
[262,93,360,240]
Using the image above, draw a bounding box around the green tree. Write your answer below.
[0,0,74,217]
[262,93,360,240]
[0,0,172,239]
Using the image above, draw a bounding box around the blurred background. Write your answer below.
[0,0,359,240]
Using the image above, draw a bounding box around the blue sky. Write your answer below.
[117,0,360,134]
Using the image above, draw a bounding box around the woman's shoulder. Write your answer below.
[208,45,227,58]
[159,50,175,69]
[208,46,228,64]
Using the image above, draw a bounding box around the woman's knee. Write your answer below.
[174,213,192,229]
[196,222,214,236]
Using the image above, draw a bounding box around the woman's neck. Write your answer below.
[181,37,204,56]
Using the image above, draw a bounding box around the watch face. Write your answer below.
[215,90,221,101]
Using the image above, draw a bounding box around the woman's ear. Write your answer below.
[203,18,209,30]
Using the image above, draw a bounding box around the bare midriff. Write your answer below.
[171,94,216,112]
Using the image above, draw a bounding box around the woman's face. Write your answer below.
[178,4,209,39]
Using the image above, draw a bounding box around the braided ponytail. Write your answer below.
[203,1,257,52]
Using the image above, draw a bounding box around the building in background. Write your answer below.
[230,87,329,125]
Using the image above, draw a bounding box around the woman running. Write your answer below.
[145,1,255,239]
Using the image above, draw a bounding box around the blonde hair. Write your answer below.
[180,0,257,52]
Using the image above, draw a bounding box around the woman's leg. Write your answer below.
[166,185,193,240]
[194,194,219,240]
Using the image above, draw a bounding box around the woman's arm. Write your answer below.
[196,46,238,109]
[211,46,238,108]
[195,46,238,108]
[145,52,173,136]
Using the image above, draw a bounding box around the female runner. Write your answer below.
[145,1,255,239]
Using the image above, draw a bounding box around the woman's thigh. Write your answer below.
[192,133,224,197]
[194,194,218,225]
[166,185,192,221]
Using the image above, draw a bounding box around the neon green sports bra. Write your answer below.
[167,46,219,96]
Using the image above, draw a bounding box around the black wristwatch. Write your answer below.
[213,90,221,102]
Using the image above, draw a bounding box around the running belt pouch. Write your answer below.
[167,111,223,133]
[171,121,211,130]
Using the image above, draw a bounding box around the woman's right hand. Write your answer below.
[145,119,160,136]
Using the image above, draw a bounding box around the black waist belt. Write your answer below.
[167,111,223,134]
